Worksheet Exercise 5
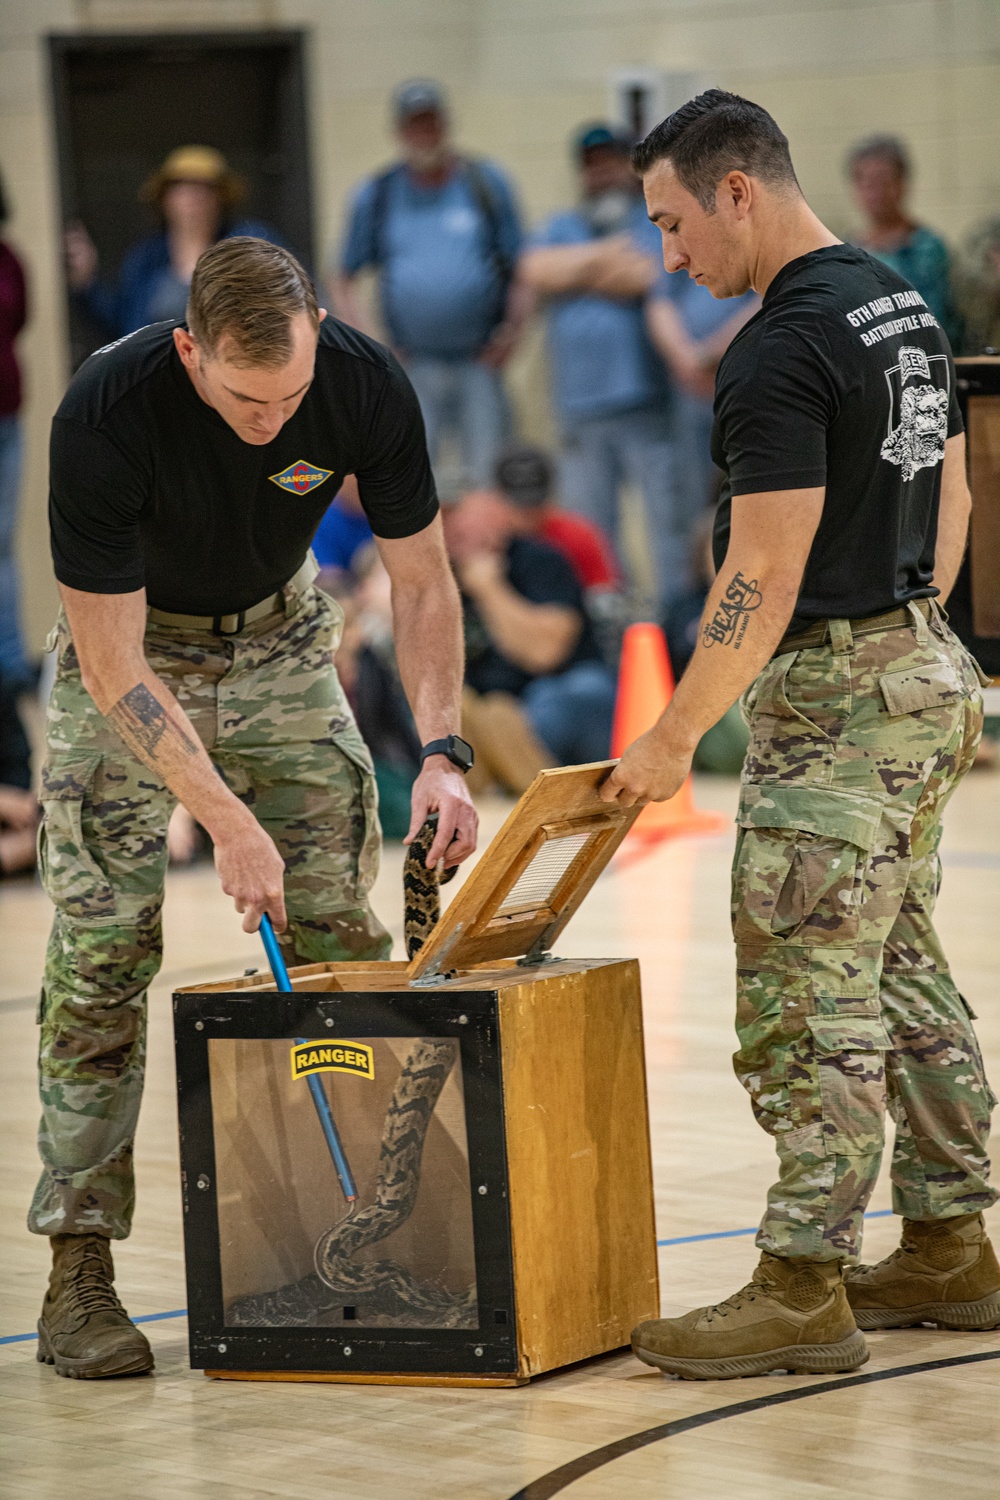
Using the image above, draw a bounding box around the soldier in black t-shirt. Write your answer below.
[33,239,477,1379]
[601,92,999,1379]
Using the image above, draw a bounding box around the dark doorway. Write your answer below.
[48,30,314,369]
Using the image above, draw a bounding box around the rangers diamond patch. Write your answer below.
[269,459,334,496]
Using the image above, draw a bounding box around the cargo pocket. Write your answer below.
[807,1015,889,1157]
[956,994,999,1112]
[38,752,117,923]
[732,783,883,947]
[331,724,382,899]
[879,659,964,715]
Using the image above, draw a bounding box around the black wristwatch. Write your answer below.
[420,734,474,773]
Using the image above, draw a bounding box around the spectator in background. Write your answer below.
[0,171,29,688]
[493,442,620,591]
[520,124,682,615]
[847,134,962,348]
[493,440,630,671]
[957,215,1000,355]
[64,146,281,339]
[331,80,529,497]
[445,489,616,768]
[647,274,758,571]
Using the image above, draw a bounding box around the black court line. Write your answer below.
[506,1348,1000,1500]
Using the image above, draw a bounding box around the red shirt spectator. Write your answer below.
[538,508,619,589]
[492,442,621,590]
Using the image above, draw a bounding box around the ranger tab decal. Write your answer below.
[290,1040,375,1082]
[269,459,334,495]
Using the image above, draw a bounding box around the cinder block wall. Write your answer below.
[3,0,998,650]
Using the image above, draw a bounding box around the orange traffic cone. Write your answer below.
[611,623,727,843]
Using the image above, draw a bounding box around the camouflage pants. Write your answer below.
[733,602,997,1261]
[30,586,390,1240]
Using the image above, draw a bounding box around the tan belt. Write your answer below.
[775,597,934,656]
[146,552,319,636]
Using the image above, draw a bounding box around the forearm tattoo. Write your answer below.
[109,683,199,760]
[703,571,763,649]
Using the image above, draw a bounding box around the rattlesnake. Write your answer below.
[225,818,476,1329]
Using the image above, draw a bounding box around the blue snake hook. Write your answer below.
[259,913,358,1203]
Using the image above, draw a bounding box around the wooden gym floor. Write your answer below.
[1,772,999,1499]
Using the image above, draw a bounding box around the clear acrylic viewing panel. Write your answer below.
[208,1035,479,1331]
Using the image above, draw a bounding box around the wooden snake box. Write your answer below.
[173,765,658,1386]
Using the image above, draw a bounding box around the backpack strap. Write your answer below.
[368,163,404,269]
[462,156,514,294]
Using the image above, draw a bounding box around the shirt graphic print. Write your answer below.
[879,344,950,483]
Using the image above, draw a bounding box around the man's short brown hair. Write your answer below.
[632,89,799,211]
[187,237,320,367]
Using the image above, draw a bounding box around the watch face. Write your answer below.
[450,735,474,771]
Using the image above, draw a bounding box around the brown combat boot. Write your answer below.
[37,1233,154,1378]
[845,1213,1000,1330]
[632,1253,868,1380]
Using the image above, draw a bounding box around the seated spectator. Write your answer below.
[492,442,620,590]
[847,135,961,348]
[492,440,633,670]
[312,475,375,596]
[65,145,284,340]
[444,490,617,767]
[958,215,1000,355]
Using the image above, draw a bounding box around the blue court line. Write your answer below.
[657,1207,894,1247]
[0,1307,187,1346]
[0,1212,900,1346]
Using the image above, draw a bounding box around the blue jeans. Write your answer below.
[559,403,683,613]
[522,660,616,766]
[0,416,27,684]
[405,356,512,498]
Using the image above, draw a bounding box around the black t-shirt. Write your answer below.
[711,244,962,634]
[49,318,438,614]
[464,535,602,697]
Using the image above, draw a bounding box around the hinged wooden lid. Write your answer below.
[406,762,641,982]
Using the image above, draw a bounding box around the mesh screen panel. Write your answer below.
[494,831,594,915]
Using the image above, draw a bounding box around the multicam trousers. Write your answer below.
[733,601,998,1261]
[30,587,390,1240]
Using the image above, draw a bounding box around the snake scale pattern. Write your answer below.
[225,819,476,1329]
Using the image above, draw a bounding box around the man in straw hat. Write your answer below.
[32,236,477,1378]
[65,144,282,340]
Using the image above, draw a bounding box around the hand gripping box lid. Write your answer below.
[173,764,659,1386]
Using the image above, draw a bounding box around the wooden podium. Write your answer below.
[952,358,1000,676]
[173,765,659,1386]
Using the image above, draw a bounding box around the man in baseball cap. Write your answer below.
[493,443,620,592]
[392,78,449,129]
[331,81,529,498]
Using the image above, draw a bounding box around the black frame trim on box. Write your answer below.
[173,988,519,1375]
